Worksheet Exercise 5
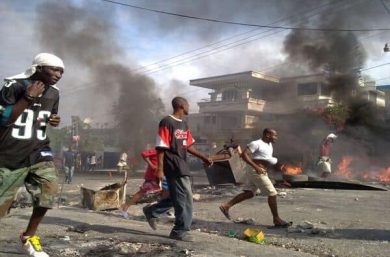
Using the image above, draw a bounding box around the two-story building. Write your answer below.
[188,71,386,158]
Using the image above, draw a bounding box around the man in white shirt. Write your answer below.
[219,128,291,228]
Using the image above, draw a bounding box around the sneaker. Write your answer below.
[169,231,194,242]
[142,206,157,230]
[20,234,49,257]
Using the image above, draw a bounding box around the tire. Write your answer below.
[282,174,308,182]
[308,176,325,181]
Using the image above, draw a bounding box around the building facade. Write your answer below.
[188,71,386,150]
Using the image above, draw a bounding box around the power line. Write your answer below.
[380,0,390,17]
[60,61,390,97]
[138,0,358,75]
[361,62,390,71]
[101,0,390,32]
[132,0,342,73]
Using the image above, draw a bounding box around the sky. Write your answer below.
[1,0,390,127]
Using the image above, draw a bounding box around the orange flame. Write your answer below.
[282,164,302,175]
[336,156,390,182]
[378,167,390,182]
[335,156,353,178]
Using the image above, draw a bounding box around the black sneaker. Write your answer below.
[169,232,194,242]
[142,206,157,230]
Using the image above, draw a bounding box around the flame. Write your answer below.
[361,167,390,182]
[378,167,390,182]
[335,156,353,178]
[335,156,390,182]
[282,164,302,175]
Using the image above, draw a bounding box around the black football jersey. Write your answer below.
[155,115,195,178]
[0,78,59,170]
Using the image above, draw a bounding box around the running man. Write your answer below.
[0,53,65,257]
[219,128,292,228]
[119,148,170,218]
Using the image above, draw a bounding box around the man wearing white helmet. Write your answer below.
[0,53,65,257]
[317,133,337,178]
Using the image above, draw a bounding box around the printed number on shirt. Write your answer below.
[11,110,51,140]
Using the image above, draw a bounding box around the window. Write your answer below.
[204,115,216,124]
[297,83,317,96]
[222,90,238,101]
[320,83,331,96]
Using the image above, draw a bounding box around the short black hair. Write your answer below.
[263,128,274,136]
[172,96,188,110]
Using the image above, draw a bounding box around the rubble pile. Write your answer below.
[49,238,173,257]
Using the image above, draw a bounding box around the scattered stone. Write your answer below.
[193,193,201,201]
[181,249,190,255]
[59,235,70,241]
[67,224,89,233]
[233,217,255,225]
[298,221,314,229]
[57,248,81,256]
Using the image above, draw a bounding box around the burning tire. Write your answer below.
[308,176,325,181]
[283,174,308,182]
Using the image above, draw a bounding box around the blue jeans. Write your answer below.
[149,176,193,236]
[64,166,74,183]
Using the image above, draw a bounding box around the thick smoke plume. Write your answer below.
[36,1,164,153]
[280,6,390,175]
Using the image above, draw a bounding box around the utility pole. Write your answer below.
[71,116,80,151]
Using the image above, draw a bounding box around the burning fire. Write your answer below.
[335,156,353,178]
[282,164,303,175]
[335,156,390,182]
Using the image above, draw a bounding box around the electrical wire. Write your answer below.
[137,0,362,75]
[101,0,390,32]
[132,0,342,73]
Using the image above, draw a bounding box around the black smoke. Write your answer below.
[35,1,165,153]
[279,3,390,176]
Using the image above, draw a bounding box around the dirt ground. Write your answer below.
[0,170,389,257]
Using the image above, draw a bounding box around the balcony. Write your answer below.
[198,97,266,113]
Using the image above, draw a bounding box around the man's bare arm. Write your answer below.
[241,147,266,174]
[187,145,212,166]
[156,150,165,181]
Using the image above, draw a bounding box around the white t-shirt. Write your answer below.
[247,139,278,165]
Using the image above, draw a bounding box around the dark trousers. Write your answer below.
[149,176,193,235]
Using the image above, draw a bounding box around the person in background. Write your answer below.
[317,133,337,178]
[117,151,128,172]
[119,149,170,218]
[89,153,96,172]
[63,147,76,184]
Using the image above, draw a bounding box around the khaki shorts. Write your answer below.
[0,161,58,218]
[242,168,277,196]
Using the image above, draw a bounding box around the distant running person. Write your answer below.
[0,53,65,257]
[119,149,170,218]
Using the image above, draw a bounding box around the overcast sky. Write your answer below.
[1,0,390,126]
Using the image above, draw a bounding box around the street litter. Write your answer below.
[227,230,237,238]
[233,217,256,225]
[80,172,127,211]
[243,228,265,244]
